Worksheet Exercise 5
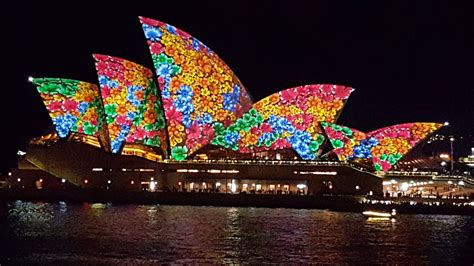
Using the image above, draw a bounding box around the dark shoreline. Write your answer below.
[1,189,473,216]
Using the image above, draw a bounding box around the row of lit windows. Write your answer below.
[91,168,155,172]
[176,169,239,173]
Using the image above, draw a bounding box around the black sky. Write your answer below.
[3,1,473,171]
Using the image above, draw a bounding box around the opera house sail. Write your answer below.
[93,54,168,155]
[139,16,253,160]
[22,17,442,191]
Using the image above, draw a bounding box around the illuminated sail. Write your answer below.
[140,16,253,160]
[94,54,168,154]
[213,84,353,160]
[32,78,106,139]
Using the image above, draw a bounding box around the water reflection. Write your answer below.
[0,203,471,264]
[58,201,67,213]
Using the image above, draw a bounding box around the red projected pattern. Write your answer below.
[140,17,253,160]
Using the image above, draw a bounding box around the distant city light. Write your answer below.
[149,181,156,191]
[28,76,34,82]
[295,171,337,175]
[8,172,12,176]
[107,180,112,184]
[439,154,449,159]
[39,179,43,183]
[297,184,306,189]
[61,178,66,183]
[208,169,221,173]
[401,182,409,191]
[17,178,21,182]
[444,121,449,126]
[17,150,26,156]
[84,179,88,184]
[130,180,134,185]
[355,185,360,190]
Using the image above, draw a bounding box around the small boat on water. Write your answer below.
[362,209,397,219]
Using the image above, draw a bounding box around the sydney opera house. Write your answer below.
[9,17,443,196]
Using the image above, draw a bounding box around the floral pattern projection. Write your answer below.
[140,17,253,161]
[212,85,354,160]
[94,54,168,154]
[320,122,369,161]
[322,122,443,171]
[32,78,106,138]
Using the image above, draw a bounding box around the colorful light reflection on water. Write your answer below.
[0,201,471,264]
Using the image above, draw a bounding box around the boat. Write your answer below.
[362,209,396,219]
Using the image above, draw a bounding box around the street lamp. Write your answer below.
[449,137,455,172]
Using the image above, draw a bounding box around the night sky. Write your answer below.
[3,1,473,171]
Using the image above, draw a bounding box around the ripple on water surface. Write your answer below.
[0,201,472,264]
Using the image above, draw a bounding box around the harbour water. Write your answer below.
[0,201,472,264]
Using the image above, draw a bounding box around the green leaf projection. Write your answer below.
[32,78,106,138]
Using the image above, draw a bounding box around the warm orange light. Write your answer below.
[39,179,43,183]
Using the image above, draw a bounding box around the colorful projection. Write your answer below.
[322,122,443,171]
[320,122,368,161]
[367,123,442,171]
[32,78,105,138]
[212,84,353,160]
[94,54,168,154]
[31,16,443,169]
[139,17,253,160]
